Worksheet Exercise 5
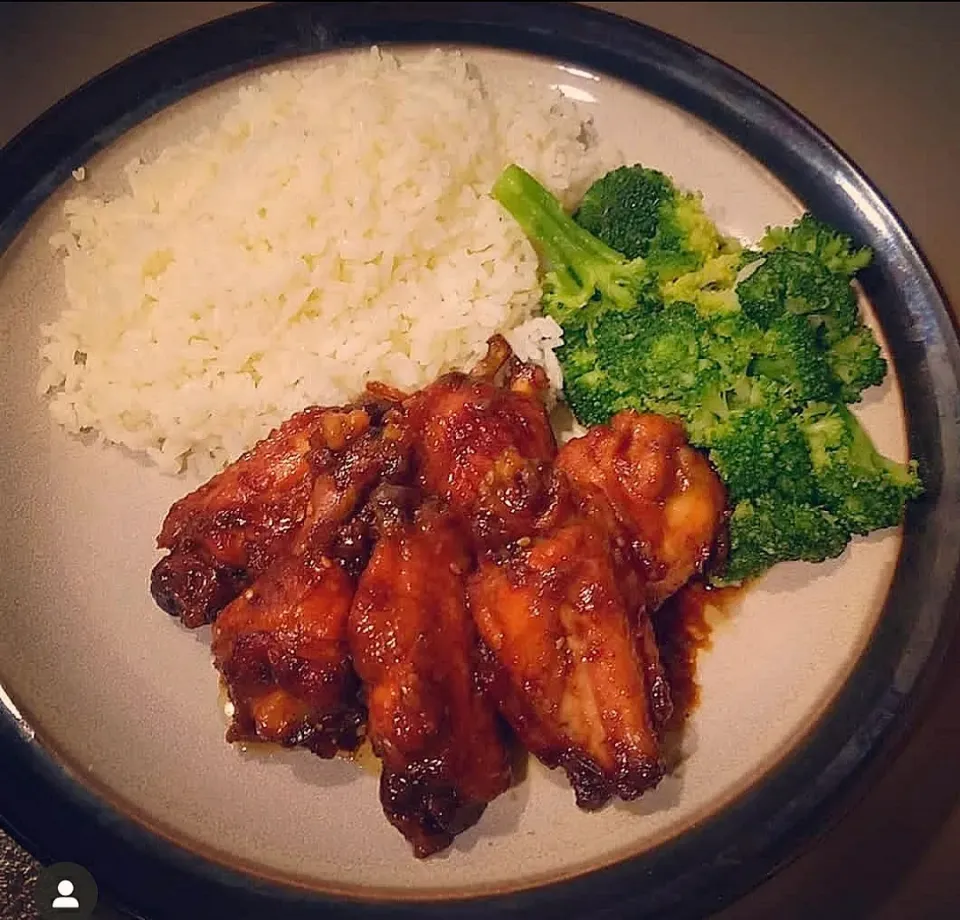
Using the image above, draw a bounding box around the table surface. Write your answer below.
[1,3,958,919]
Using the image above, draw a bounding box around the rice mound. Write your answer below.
[39,48,607,477]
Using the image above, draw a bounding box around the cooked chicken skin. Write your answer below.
[403,337,557,551]
[151,338,727,854]
[556,411,726,609]
[151,397,410,628]
[151,405,333,627]
[295,401,413,572]
[468,506,664,810]
[211,547,363,757]
[348,491,511,857]
[209,399,414,756]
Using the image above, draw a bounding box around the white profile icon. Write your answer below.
[52,879,80,910]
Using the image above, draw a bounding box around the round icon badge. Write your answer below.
[34,862,98,920]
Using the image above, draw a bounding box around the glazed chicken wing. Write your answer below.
[150,405,333,627]
[210,402,414,756]
[468,507,664,810]
[403,336,557,550]
[211,547,363,756]
[556,410,726,609]
[151,397,408,627]
[348,490,511,857]
[151,336,717,847]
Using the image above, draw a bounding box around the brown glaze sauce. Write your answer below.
[217,580,745,773]
[218,676,383,773]
[652,579,746,732]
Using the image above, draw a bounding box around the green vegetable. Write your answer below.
[707,406,817,505]
[751,312,837,406]
[737,250,859,342]
[825,323,887,403]
[799,402,923,535]
[759,213,872,277]
[572,165,676,262]
[490,164,653,327]
[720,497,851,585]
[572,164,742,313]
[492,163,922,585]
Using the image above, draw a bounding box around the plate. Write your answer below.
[1,3,959,919]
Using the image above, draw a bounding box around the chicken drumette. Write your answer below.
[403,335,558,551]
[150,335,726,852]
[150,405,336,628]
[556,411,726,610]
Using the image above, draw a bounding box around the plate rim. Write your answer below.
[1,2,959,918]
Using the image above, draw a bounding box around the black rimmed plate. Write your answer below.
[1,3,958,919]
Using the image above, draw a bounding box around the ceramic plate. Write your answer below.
[1,4,958,919]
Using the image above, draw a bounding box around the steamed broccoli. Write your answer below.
[707,406,818,505]
[492,163,922,586]
[825,323,888,403]
[491,165,653,326]
[721,497,851,585]
[572,166,675,262]
[737,249,859,342]
[662,252,743,316]
[738,220,887,402]
[759,213,873,277]
[557,298,715,427]
[572,164,741,299]
[751,312,837,405]
[799,402,923,535]
[558,297,772,439]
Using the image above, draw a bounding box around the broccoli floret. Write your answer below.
[760,213,872,277]
[737,250,859,344]
[491,165,735,429]
[562,367,627,427]
[586,301,774,435]
[561,300,718,427]
[707,406,818,505]
[750,312,837,405]
[573,166,674,261]
[825,323,887,403]
[737,248,765,270]
[718,497,851,585]
[573,164,740,286]
[663,252,743,316]
[492,165,652,325]
[799,402,923,535]
[619,301,707,397]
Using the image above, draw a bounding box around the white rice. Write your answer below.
[38,48,609,477]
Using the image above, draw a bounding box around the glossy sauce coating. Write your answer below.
[151,337,729,858]
[348,496,511,857]
[151,405,332,627]
[556,411,727,610]
[653,580,744,732]
[469,509,665,809]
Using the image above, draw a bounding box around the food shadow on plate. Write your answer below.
[753,529,895,599]
[65,426,179,476]
[230,738,368,790]
[445,775,534,857]
[612,722,697,818]
[184,623,213,646]
[857,368,894,409]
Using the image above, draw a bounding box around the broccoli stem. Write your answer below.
[493,166,627,279]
